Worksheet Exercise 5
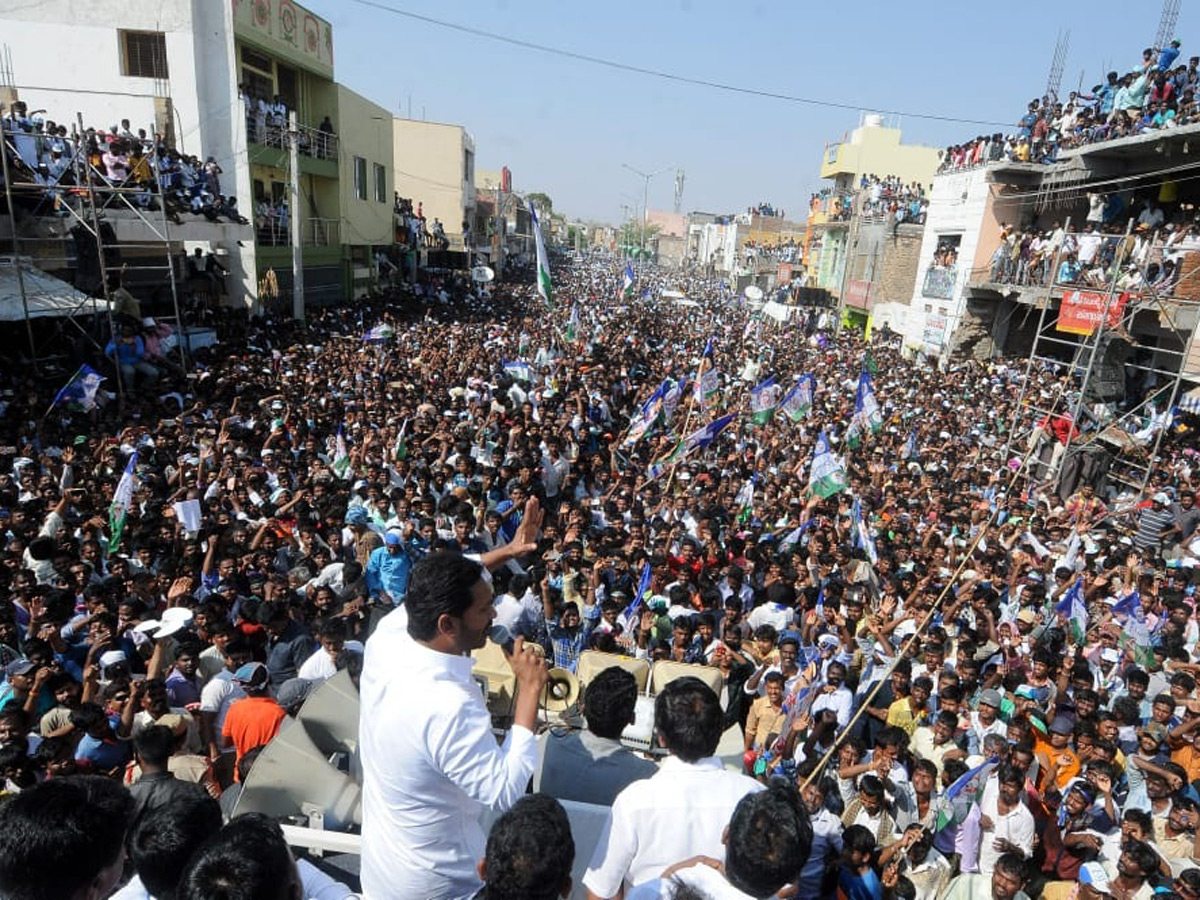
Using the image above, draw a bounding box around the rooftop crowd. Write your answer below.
[0,247,1199,899]
[940,39,1200,171]
[2,100,248,226]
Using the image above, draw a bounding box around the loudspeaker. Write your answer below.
[541,668,579,713]
[232,718,362,829]
[295,669,360,757]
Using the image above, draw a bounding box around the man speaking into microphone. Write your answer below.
[360,549,549,900]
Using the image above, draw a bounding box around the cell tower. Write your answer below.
[1044,29,1070,106]
[673,169,685,214]
[1154,0,1182,53]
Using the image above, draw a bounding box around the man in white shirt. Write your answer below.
[625,785,813,900]
[360,551,548,900]
[583,677,764,899]
[809,660,854,729]
[977,764,1036,876]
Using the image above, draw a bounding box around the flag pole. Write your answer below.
[42,365,84,419]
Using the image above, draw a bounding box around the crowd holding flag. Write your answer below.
[332,425,351,479]
[1055,577,1088,645]
[809,429,847,498]
[619,561,653,632]
[503,360,534,383]
[903,428,919,460]
[565,305,580,342]
[933,758,1000,834]
[750,375,780,426]
[530,200,553,307]
[779,374,816,422]
[1112,590,1156,666]
[847,371,883,449]
[621,264,635,299]
[50,364,106,413]
[108,451,138,556]
[852,497,879,564]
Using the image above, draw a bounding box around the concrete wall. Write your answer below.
[906,167,991,354]
[870,224,926,335]
[336,85,393,247]
[392,118,475,249]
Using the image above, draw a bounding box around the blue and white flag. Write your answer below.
[332,425,351,480]
[621,264,635,298]
[852,498,879,564]
[1113,590,1154,666]
[809,429,847,498]
[903,428,919,460]
[681,414,735,455]
[779,374,815,422]
[620,561,653,631]
[362,323,394,343]
[1054,577,1087,645]
[531,201,552,306]
[107,451,138,556]
[51,364,105,412]
[750,375,780,426]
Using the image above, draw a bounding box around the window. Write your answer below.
[373,163,386,203]
[353,156,367,201]
[120,30,168,79]
[463,148,474,185]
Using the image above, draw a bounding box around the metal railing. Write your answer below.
[304,217,339,247]
[247,119,339,161]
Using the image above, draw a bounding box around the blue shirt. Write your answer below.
[366,544,413,604]
[76,716,132,770]
[839,865,882,900]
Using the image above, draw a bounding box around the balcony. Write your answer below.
[254,217,339,248]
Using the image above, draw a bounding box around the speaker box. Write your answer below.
[295,669,360,758]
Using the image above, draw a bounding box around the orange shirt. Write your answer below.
[1173,743,1200,785]
[222,696,285,779]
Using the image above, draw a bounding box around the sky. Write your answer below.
[309,0,1197,224]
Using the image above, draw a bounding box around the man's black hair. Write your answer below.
[725,785,813,899]
[129,795,223,900]
[134,724,176,766]
[842,823,876,855]
[1124,839,1160,879]
[481,793,574,900]
[859,774,885,799]
[582,667,639,740]
[0,775,134,900]
[178,813,294,900]
[405,551,485,641]
[654,676,723,763]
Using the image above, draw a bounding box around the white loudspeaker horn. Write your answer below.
[541,667,580,713]
[232,718,362,830]
[294,669,360,757]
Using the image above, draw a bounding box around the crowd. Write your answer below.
[239,88,337,161]
[858,174,929,224]
[986,194,1200,296]
[0,246,1200,899]
[1,100,246,225]
[943,40,1200,169]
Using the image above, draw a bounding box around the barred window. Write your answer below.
[120,30,168,79]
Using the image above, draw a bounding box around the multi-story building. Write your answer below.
[804,115,938,326]
[2,0,396,311]
[392,119,476,254]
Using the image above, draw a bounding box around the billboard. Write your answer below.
[1056,290,1129,336]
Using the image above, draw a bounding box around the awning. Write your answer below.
[0,259,98,320]
[1180,387,1200,414]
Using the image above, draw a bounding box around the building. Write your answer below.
[804,115,939,325]
[1,0,398,312]
[393,118,476,253]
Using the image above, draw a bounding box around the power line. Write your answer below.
[343,0,1011,128]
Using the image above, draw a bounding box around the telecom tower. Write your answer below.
[1154,0,1182,54]
[1044,30,1070,106]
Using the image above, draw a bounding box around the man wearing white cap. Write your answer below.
[1134,492,1176,552]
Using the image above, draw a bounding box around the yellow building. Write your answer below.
[820,115,940,192]
[336,85,394,298]
[393,119,476,251]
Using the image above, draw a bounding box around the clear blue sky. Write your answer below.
[309,0,1196,223]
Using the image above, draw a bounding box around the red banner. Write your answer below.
[777,263,793,283]
[1056,290,1128,335]
[844,279,872,310]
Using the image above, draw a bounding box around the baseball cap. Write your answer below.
[4,659,36,678]
[1141,722,1168,744]
[1016,609,1037,625]
[384,530,403,546]
[1079,862,1111,892]
[1154,492,1171,504]
[345,506,369,525]
[979,689,1003,708]
[233,662,270,690]
[1049,714,1074,735]
[99,649,128,671]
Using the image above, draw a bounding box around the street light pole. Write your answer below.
[621,163,671,263]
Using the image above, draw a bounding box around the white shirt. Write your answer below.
[796,807,844,894]
[626,861,756,900]
[583,756,764,897]
[810,685,854,728]
[977,789,1035,875]
[359,607,538,900]
[198,670,245,737]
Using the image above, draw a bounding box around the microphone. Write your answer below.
[488,624,515,654]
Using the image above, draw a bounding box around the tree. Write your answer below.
[527,192,553,216]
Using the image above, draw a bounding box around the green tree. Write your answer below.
[527,192,553,216]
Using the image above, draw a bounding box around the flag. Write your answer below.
[734,479,755,521]
[621,264,635,298]
[779,519,813,554]
[702,336,715,359]
[750,375,780,426]
[332,425,351,479]
[809,429,847,498]
[903,429,919,460]
[852,498,879,564]
[107,451,138,556]
[681,414,735,455]
[530,201,552,306]
[814,585,825,618]
[854,371,884,436]
[779,374,816,422]
[51,364,105,412]
[1055,577,1087,645]
[503,360,534,383]
[362,323,394,343]
[933,758,1000,833]
[620,562,653,631]
[624,382,666,447]
[662,379,687,422]
[394,418,408,461]
[1113,590,1155,666]
[695,367,720,408]
[864,351,878,375]
[566,305,579,342]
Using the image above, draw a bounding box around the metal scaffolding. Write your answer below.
[0,106,190,400]
[1002,219,1200,502]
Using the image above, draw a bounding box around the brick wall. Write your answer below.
[874,224,924,306]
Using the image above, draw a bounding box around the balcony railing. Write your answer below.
[304,218,339,247]
[247,120,339,161]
